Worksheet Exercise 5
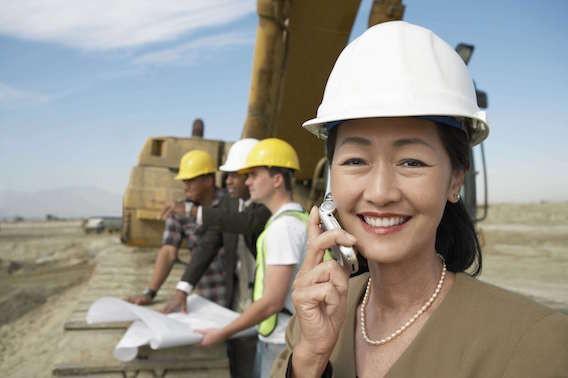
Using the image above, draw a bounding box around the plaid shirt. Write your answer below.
[162,189,227,307]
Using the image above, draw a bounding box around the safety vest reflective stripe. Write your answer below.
[253,210,308,337]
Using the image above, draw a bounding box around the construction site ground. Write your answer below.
[1,202,567,377]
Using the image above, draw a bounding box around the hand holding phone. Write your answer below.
[319,193,359,273]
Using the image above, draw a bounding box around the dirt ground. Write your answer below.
[0,202,567,377]
[477,202,568,312]
[0,221,117,377]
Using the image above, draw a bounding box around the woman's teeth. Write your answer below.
[363,216,407,228]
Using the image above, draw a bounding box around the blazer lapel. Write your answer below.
[331,273,369,377]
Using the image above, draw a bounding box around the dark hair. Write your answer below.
[326,122,482,277]
[268,167,294,192]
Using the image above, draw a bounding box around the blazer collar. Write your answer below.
[329,272,466,377]
[331,273,369,377]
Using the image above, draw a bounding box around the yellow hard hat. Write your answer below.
[175,150,216,181]
[241,138,300,171]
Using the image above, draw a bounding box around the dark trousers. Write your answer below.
[227,335,258,378]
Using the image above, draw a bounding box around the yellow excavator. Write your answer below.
[123,0,432,248]
[121,0,487,249]
[55,1,489,376]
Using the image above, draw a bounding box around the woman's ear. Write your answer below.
[448,170,465,203]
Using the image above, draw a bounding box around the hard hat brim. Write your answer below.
[218,163,237,173]
[302,111,489,146]
[219,161,257,173]
[238,163,300,172]
[174,171,215,181]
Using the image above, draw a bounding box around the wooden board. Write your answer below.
[53,244,231,377]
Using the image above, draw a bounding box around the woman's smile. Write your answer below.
[357,212,412,235]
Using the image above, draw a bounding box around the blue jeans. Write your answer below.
[253,339,286,378]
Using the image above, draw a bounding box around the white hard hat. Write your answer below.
[303,21,489,146]
[219,138,259,172]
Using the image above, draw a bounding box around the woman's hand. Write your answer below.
[290,206,355,374]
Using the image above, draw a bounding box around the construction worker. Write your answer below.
[272,21,568,377]
[127,150,227,307]
[161,139,271,378]
[197,138,308,378]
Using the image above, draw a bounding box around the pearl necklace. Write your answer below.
[360,255,446,346]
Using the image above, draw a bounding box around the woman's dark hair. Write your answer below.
[325,121,482,277]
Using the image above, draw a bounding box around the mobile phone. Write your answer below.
[319,193,359,273]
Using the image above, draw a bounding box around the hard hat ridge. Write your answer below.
[220,138,259,172]
[241,138,300,172]
[175,150,216,181]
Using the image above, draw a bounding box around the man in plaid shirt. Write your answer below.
[127,150,228,307]
[161,189,227,307]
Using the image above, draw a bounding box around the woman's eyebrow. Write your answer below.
[393,138,435,150]
[339,136,372,147]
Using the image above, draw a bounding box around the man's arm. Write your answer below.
[202,203,271,236]
[179,196,236,286]
[200,264,294,344]
[129,216,185,306]
[162,216,224,313]
[179,224,223,285]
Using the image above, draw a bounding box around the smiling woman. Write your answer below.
[326,117,480,275]
[329,118,475,269]
[272,21,568,378]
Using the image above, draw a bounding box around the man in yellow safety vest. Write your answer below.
[197,138,308,378]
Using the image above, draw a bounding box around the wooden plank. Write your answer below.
[64,320,131,331]
[54,328,228,368]
[54,363,229,378]
[54,243,231,377]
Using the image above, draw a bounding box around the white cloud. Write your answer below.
[0,82,50,103]
[0,0,255,50]
[134,31,253,65]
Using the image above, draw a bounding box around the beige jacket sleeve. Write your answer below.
[271,314,301,377]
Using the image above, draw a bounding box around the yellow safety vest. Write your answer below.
[253,210,308,337]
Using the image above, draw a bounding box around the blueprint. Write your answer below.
[86,294,256,361]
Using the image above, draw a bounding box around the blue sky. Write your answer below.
[1,0,567,203]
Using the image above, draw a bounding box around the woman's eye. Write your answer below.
[340,158,366,166]
[400,159,428,168]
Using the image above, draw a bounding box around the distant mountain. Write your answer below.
[0,187,122,219]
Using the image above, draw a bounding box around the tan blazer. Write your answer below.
[272,273,568,377]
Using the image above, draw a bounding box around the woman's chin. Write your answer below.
[356,243,414,266]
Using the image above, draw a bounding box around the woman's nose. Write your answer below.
[363,165,402,206]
